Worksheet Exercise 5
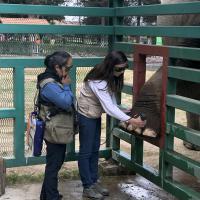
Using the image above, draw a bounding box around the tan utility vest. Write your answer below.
[39,78,74,144]
[78,82,104,118]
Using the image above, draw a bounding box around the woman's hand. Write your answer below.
[61,74,71,85]
[128,116,146,128]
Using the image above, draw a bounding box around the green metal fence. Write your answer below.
[0,1,200,200]
[109,1,200,200]
[0,2,115,168]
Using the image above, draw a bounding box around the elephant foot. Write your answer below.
[183,141,200,151]
[118,121,128,130]
[118,122,142,134]
[118,122,157,138]
[143,128,158,138]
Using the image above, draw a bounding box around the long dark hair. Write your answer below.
[84,51,128,93]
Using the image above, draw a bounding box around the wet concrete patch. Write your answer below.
[0,175,177,200]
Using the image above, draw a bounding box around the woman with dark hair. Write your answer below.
[78,51,146,199]
[38,51,74,200]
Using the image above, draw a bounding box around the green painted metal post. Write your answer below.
[13,66,25,163]
[131,135,135,162]
[66,65,77,154]
[108,0,124,151]
[163,77,176,183]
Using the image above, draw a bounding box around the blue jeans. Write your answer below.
[78,113,101,188]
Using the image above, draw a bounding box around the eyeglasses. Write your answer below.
[63,64,73,71]
[114,65,128,72]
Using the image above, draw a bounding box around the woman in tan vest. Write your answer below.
[78,51,146,199]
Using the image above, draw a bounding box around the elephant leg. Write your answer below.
[183,113,200,151]
[177,81,200,151]
[130,68,162,137]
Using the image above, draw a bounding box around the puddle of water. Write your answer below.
[120,183,161,200]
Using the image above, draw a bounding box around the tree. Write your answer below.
[142,0,161,25]
[124,0,161,26]
[79,0,108,25]
[78,0,160,26]
[0,0,68,21]
[1,0,65,5]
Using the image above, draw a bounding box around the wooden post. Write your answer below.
[0,158,6,196]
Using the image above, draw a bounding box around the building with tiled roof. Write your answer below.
[0,17,49,25]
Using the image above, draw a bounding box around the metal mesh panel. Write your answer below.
[0,68,13,108]
[76,67,92,96]
[24,68,44,117]
[0,118,14,158]
[0,34,108,57]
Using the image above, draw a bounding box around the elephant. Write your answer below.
[120,0,200,150]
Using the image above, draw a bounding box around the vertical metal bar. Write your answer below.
[106,0,115,149]
[133,50,146,165]
[159,54,170,177]
[107,0,124,151]
[0,158,5,195]
[131,135,135,161]
[162,76,176,185]
[67,65,77,154]
[13,66,25,164]
[136,0,142,43]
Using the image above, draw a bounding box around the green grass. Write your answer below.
[6,172,44,185]
[6,168,80,185]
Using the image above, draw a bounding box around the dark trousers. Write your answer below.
[78,113,101,188]
[40,140,66,200]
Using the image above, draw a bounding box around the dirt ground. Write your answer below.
[1,175,177,200]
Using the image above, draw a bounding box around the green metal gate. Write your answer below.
[0,1,200,199]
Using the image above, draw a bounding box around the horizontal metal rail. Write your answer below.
[0,57,104,68]
[165,150,200,179]
[0,2,199,17]
[167,95,200,115]
[0,109,16,118]
[0,4,114,16]
[164,177,200,200]
[166,123,200,147]
[112,127,135,144]
[116,2,200,16]
[122,83,133,95]
[112,150,161,186]
[115,26,200,38]
[3,25,198,38]
[114,43,200,61]
[0,24,113,35]
[168,66,200,83]
[6,148,112,168]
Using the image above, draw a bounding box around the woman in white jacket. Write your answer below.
[78,51,146,199]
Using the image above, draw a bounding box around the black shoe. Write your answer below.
[40,195,45,200]
[40,194,63,200]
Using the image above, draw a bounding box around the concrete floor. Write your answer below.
[0,175,177,200]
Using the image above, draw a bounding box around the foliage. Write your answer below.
[79,0,161,26]
[0,0,67,21]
